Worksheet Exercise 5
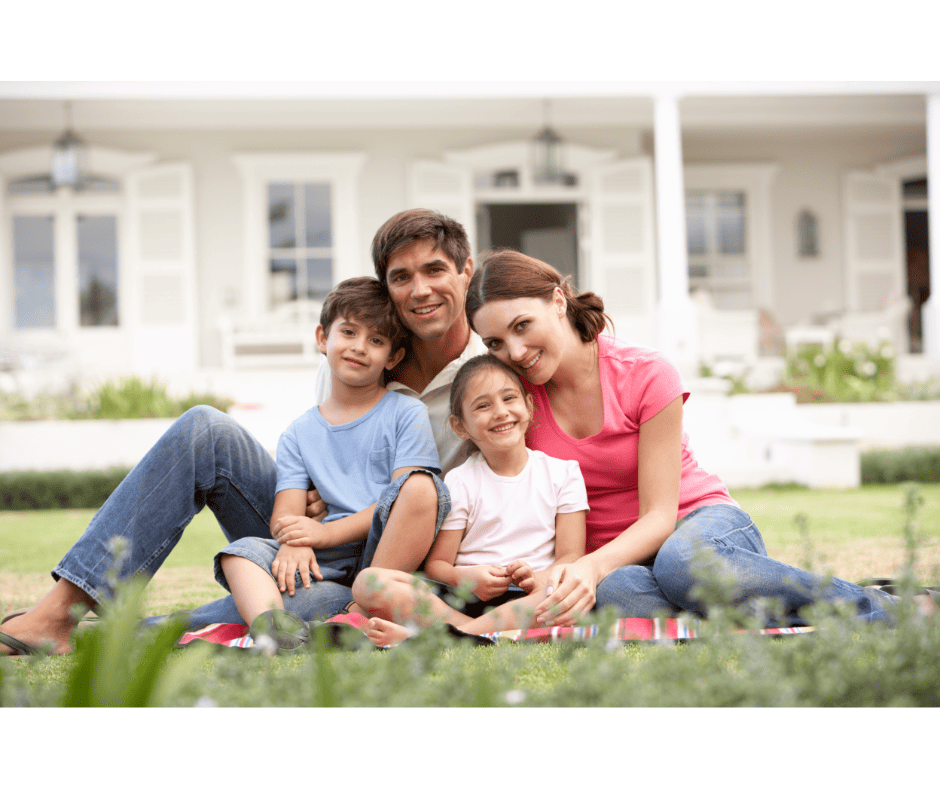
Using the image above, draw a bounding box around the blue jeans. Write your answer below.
[595,504,894,625]
[51,406,447,629]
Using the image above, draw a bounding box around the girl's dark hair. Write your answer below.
[449,354,527,422]
[465,248,613,343]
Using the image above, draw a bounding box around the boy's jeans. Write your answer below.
[51,406,446,629]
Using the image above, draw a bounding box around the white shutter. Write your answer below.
[587,157,657,345]
[407,160,476,251]
[125,162,198,375]
[843,171,905,311]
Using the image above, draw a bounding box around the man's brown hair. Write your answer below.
[371,208,471,283]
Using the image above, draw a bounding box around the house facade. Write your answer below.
[1,82,938,396]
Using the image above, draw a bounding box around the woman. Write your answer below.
[466,249,893,628]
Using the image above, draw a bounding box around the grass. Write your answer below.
[2,484,940,709]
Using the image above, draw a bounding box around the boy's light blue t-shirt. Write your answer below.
[275,390,441,523]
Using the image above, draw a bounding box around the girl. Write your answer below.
[465,248,895,628]
[352,354,588,647]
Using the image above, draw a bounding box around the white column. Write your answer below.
[653,93,697,376]
[924,92,940,358]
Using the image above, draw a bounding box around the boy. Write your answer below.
[215,277,446,651]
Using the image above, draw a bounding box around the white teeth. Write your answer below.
[492,423,514,433]
[414,306,438,315]
[521,352,541,369]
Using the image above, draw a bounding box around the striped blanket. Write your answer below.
[177,612,813,649]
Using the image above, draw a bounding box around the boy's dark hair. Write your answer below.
[319,277,408,352]
[449,354,527,422]
[371,208,472,283]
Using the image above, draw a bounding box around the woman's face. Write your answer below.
[472,291,569,386]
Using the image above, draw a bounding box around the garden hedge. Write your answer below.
[0,468,131,511]
[861,446,940,485]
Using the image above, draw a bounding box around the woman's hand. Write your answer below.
[270,544,323,596]
[272,515,330,549]
[455,565,511,601]
[534,560,600,626]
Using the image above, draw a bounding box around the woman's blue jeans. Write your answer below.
[595,504,894,625]
[51,406,361,628]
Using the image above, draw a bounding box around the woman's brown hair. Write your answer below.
[465,248,613,343]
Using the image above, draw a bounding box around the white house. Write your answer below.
[1,82,938,399]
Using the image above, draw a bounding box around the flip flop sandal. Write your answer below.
[248,610,311,654]
[0,630,44,657]
[1,609,29,625]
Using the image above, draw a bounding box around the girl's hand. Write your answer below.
[506,560,535,593]
[456,565,511,601]
[534,561,599,627]
[271,544,323,596]
[272,515,329,549]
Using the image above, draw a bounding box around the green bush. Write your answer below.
[0,377,234,422]
[780,339,897,403]
[0,468,130,510]
[862,446,940,484]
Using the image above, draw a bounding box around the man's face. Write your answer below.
[384,238,472,342]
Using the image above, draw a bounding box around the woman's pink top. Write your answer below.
[523,334,736,554]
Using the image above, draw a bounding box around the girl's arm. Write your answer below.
[535,396,683,625]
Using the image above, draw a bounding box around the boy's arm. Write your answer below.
[275,465,424,548]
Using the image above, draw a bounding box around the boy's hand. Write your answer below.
[271,544,322,596]
[305,487,327,522]
[506,560,535,593]
[272,515,330,549]
[455,565,511,601]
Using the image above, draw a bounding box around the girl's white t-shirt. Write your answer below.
[440,449,589,572]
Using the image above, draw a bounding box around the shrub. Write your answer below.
[0,468,131,510]
[862,447,940,484]
[780,339,897,403]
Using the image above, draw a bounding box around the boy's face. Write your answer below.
[315,314,406,389]
[384,238,473,343]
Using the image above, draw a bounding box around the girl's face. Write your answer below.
[472,290,569,386]
[450,368,533,456]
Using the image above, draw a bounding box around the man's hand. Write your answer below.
[455,565,511,601]
[271,515,330,549]
[305,488,327,521]
[270,544,322,596]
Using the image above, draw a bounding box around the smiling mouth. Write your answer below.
[490,422,515,434]
[412,305,440,316]
[521,352,542,370]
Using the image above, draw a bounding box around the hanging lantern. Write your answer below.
[51,102,87,189]
[532,100,566,185]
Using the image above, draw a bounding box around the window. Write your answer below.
[234,153,366,318]
[10,209,120,330]
[686,189,750,309]
[267,182,333,307]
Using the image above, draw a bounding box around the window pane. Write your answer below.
[270,256,297,306]
[78,214,119,326]
[268,183,296,249]
[717,192,746,255]
[685,195,709,255]
[12,215,56,328]
[304,183,332,247]
[304,257,333,300]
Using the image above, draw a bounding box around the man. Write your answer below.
[0,209,484,656]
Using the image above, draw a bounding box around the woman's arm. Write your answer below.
[535,396,684,625]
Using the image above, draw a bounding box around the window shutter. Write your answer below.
[843,171,905,312]
[407,160,476,251]
[126,162,198,374]
[587,157,657,345]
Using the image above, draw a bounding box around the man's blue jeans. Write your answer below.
[51,406,445,629]
[595,504,894,625]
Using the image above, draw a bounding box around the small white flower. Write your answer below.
[505,689,526,705]
[253,634,278,656]
[194,696,217,707]
[839,339,853,354]
[862,361,877,376]
[814,354,826,367]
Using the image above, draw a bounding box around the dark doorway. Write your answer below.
[904,177,929,354]
[477,203,579,288]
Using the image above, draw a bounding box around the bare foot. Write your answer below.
[365,617,416,647]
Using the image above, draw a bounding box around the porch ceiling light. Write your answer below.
[51,102,88,189]
[532,100,566,185]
